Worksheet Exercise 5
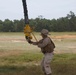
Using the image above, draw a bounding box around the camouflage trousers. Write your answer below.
[41,52,54,75]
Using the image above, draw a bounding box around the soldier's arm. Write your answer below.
[38,38,49,48]
[27,39,38,45]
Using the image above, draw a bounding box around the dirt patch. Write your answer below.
[0,35,76,41]
[0,38,25,42]
[52,35,76,39]
[0,50,25,57]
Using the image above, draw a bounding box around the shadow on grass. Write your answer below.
[0,65,42,75]
[0,62,76,75]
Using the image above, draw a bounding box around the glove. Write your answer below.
[27,39,33,44]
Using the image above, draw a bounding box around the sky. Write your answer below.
[0,0,76,21]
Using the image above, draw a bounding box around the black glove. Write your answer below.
[27,39,33,44]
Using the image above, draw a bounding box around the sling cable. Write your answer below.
[22,0,37,42]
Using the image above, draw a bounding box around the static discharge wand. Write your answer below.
[22,0,37,42]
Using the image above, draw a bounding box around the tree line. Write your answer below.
[0,11,76,32]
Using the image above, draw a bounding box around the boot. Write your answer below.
[47,73,52,75]
[44,72,46,75]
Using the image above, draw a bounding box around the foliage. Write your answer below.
[0,11,76,32]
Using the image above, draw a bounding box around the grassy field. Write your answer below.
[0,32,76,75]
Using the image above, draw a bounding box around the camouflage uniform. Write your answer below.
[29,29,55,75]
[38,37,54,75]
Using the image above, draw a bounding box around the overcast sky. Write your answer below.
[0,0,76,21]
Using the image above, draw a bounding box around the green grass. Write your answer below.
[0,32,76,52]
[0,32,76,75]
[0,53,76,75]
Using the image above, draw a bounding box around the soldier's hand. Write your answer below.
[27,39,33,44]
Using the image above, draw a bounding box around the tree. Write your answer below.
[67,11,76,31]
[0,20,3,32]
[0,11,76,32]
[2,19,14,32]
[13,19,24,32]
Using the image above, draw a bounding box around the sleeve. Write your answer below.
[38,38,49,48]
[32,39,43,45]
[32,42,38,45]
